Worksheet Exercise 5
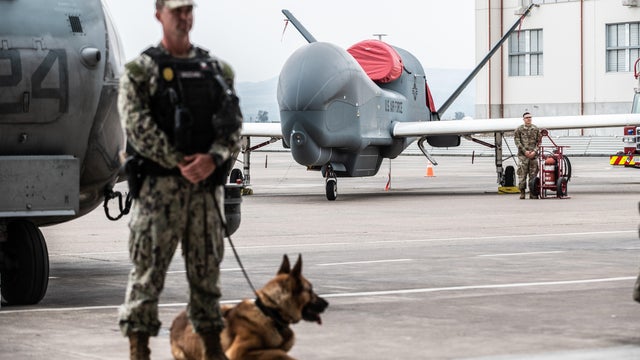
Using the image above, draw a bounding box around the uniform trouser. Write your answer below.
[118,176,225,336]
[517,155,539,191]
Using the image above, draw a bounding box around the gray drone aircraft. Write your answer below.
[0,0,125,305]
[241,7,640,201]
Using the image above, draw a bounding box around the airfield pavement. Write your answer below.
[2,152,640,359]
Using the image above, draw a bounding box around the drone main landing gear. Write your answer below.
[236,136,280,196]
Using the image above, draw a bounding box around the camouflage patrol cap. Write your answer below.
[156,0,196,10]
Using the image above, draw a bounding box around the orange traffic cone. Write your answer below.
[425,163,434,177]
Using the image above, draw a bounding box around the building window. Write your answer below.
[606,22,640,73]
[509,29,543,76]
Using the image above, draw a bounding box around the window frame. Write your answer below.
[508,29,544,77]
[606,22,640,73]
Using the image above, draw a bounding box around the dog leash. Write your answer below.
[212,192,258,296]
[226,233,258,296]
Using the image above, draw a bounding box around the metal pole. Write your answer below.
[438,3,538,117]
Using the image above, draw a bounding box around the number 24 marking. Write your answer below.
[0,49,69,114]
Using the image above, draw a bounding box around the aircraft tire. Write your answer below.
[229,168,243,184]
[529,177,540,197]
[556,177,568,198]
[1,220,49,305]
[326,179,337,201]
[561,156,572,181]
[503,166,515,187]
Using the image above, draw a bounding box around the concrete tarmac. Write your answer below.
[2,153,640,359]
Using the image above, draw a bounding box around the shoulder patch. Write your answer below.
[125,55,155,83]
[218,61,235,83]
[125,61,144,77]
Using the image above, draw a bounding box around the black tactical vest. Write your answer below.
[144,46,223,155]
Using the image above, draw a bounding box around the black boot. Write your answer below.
[200,331,229,360]
[128,332,150,360]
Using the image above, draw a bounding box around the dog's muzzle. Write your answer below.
[302,295,329,325]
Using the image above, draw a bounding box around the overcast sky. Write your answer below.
[102,0,475,83]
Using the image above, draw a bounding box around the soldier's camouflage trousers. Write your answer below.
[517,155,539,191]
[118,176,226,336]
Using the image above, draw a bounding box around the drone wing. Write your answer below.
[392,114,640,137]
[241,122,283,137]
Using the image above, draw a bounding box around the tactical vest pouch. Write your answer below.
[174,105,193,153]
[211,73,243,143]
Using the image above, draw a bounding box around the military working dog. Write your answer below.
[170,254,329,360]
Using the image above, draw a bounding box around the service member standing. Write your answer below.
[117,1,242,359]
[514,112,541,199]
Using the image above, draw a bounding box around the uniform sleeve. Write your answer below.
[118,56,183,168]
[218,60,236,87]
[514,127,524,152]
[207,60,243,164]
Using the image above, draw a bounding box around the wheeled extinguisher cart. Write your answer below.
[529,129,572,199]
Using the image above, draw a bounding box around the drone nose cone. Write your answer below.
[278,42,362,111]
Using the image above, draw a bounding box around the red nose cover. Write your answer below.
[347,40,403,83]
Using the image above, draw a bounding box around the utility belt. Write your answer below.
[144,159,180,176]
[124,156,178,199]
[124,155,228,199]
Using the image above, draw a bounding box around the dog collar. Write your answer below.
[255,296,289,332]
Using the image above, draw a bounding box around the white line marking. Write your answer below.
[50,251,129,257]
[232,230,635,249]
[478,251,566,257]
[0,299,240,314]
[167,268,241,274]
[44,231,635,257]
[320,277,635,298]
[1,276,633,314]
[317,259,413,266]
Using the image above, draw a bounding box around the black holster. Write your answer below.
[124,156,147,199]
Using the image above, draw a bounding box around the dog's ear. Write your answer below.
[291,254,303,278]
[278,254,291,274]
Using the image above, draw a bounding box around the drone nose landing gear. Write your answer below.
[324,164,337,201]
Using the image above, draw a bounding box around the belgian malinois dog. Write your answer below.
[170,254,329,360]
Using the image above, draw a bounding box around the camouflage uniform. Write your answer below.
[117,44,241,336]
[514,123,541,191]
